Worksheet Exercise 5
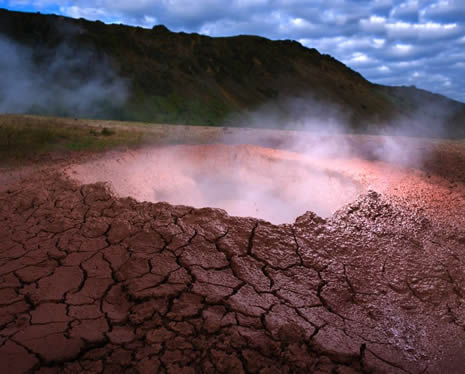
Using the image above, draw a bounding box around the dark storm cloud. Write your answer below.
[3,0,465,102]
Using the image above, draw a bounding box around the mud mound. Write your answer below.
[66,144,362,224]
[1,171,464,373]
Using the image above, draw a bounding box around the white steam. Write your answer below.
[226,95,451,169]
[68,144,362,224]
[67,97,453,224]
[0,36,128,117]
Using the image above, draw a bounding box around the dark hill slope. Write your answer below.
[0,8,464,136]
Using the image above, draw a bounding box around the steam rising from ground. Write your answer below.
[67,97,448,223]
[228,95,447,169]
[69,144,363,224]
[0,24,458,223]
[62,91,452,223]
[0,36,128,117]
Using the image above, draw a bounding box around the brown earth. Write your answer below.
[1,136,465,373]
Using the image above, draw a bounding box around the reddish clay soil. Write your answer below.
[1,136,465,373]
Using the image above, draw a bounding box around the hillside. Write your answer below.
[0,8,464,137]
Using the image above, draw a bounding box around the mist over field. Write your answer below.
[66,95,442,224]
[227,95,447,170]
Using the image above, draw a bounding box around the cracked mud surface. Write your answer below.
[1,139,465,373]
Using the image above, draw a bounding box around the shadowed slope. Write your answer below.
[0,8,464,136]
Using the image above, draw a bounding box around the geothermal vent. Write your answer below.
[3,132,465,373]
[67,144,362,223]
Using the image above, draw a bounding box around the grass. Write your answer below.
[2,114,463,169]
[0,115,146,165]
[0,114,232,166]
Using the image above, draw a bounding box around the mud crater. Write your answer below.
[68,144,362,223]
[2,134,465,373]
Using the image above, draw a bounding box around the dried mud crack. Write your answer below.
[1,145,465,373]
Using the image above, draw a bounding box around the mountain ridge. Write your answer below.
[0,8,464,137]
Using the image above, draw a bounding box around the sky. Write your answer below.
[1,0,464,103]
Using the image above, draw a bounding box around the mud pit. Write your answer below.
[1,136,465,373]
[67,144,362,224]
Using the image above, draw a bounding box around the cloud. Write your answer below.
[386,21,461,40]
[2,0,465,102]
[421,0,465,23]
[390,0,419,22]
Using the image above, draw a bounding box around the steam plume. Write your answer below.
[0,35,128,118]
